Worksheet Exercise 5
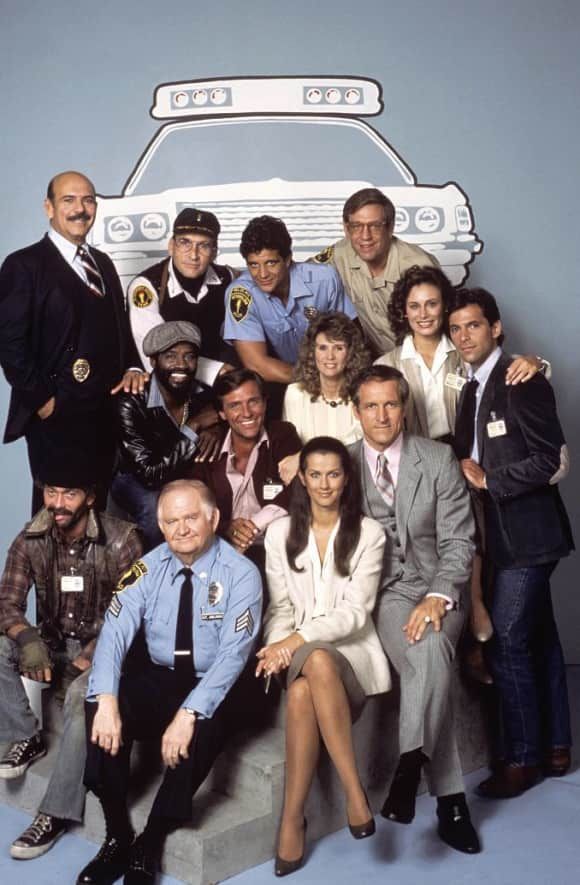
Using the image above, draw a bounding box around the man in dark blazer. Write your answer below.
[192,368,301,576]
[449,287,574,799]
[349,365,480,855]
[0,171,143,511]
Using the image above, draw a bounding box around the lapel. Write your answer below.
[443,350,462,429]
[351,440,374,515]
[395,434,422,550]
[402,359,429,436]
[476,353,509,462]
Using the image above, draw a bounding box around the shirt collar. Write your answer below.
[167,260,221,299]
[219,426,269,458]
[470,346,502,386]
[400,333,455,366]
[167,539,220,584]
[363,431,403,484]
[48,227,82,266]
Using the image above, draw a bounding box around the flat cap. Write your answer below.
[143,320,202,356]
[173,208,220,239]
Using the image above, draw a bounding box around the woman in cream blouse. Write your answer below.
[257,436,390,877]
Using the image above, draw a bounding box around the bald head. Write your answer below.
[157,480,220,565]
[44,171,97,245]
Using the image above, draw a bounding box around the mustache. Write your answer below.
[48,507,73,518]
[68,212,91,222]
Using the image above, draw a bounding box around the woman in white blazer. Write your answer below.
[256,436,390,877]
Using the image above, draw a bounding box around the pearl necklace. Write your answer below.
[320,391,345,408]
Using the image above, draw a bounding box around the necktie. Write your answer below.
[454,377,479,459]
[174,568,194,682]
[376,453,395,506]
[77,245,105,297]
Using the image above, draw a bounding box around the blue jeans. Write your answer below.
[489,561,571,766]
[111,472,162,551]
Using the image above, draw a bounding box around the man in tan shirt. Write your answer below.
[312,188,438,356]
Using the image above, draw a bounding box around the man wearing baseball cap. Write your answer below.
[127,208,237,385]
[111,321,223,549]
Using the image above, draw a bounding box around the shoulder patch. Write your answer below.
[229,285,252,322]
[235,607,255,636]
[132,285,154,308]
[311,245,334,264]
[108,594,123,617]
[117,559,148,592]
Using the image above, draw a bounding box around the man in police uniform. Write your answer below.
[0,171,144,512]
[0,462,142,861]
[223,215,356,388]
[78,479,262,885]
[127,208,236,385]
[312,188,439,356]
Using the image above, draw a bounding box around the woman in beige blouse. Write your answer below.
[257,437,390,876]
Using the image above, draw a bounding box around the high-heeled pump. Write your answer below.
[274,818,307,878]
[348,792,376,839]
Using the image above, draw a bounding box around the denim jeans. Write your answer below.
[0,635,90,821]
[489,561,571,766]
[111,472,162,551]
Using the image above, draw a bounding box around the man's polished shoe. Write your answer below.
[543,747,571,778]
[124,834,160,884]
[476,764,542,799]
[436,794,481,854]
[381,749,427,824]
[77,833,134,884]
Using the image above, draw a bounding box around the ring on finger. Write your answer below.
[424,615,431,624]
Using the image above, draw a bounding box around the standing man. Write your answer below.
[349,365,480,854]
[0,171,144,511]
[77,480,262,885]
[312,188,439,356]
[112,321,222,550]
[193,369,300,573]
[223,216,356,388]
[448,287,574,797]
[127,208,236,384]
[0,464,142,861]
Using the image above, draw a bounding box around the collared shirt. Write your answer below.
[363,433,403,489]
[221,429,286,535]
[466,346,503,462]
[146,374,199,446]
[48,227,90,285]
[307,520,340,618]
[223,261,356,364]
[400,333,456,439]
[87,537,262,718]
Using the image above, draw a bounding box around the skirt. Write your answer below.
[285,640,366,723]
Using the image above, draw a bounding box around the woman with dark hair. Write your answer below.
[279,312,370,484]
[257,437,390,877]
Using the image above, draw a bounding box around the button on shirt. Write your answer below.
[467,346,503,463]
[224,261,357,364]
[400,333,457,439]
[87,537,262,718]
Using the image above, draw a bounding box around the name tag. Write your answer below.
[61,575,84,593]
[200,610,224,622]
[263,482,283,501]
[487,419,507,438]
[444,373,467,392]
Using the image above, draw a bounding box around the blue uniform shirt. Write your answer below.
[223,261,357,364]
[87,537,262,719]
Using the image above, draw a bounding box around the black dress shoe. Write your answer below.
[437,794,481,854]
[77,833,134,884]
[124,835,160,884]
[274,818,307,877]
[381,749,427,824]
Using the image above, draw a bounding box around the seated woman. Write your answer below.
[278,313,370,484]
[257,437,390,877]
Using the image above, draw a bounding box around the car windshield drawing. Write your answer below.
[89,77,482,286]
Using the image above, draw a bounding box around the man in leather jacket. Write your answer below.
[0,462,142,860]
[112,321,223,549]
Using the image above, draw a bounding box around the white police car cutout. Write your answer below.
[88,76,482,286]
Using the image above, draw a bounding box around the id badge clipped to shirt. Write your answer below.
[487,411,507,438]
[444,372,467,392]
[263,478,283,501]
[61,568,84,593]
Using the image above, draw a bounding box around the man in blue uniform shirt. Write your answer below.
[77,479,262,885]
[223,215,357,386]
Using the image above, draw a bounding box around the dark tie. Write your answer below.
[77,245,105,297]
[174,568,194,682]
[454,378,479,459]
[376,453,395,506]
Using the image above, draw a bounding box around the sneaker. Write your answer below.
[0,734,46,779]
[10,813,67,859]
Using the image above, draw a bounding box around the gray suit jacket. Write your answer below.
[350,434,475,607]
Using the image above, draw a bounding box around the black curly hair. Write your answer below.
[387,264,455,345]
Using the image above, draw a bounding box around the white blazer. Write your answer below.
[264,515,391,696]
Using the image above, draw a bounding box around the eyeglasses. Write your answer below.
[173,237,214,254]
[346,221,389,235]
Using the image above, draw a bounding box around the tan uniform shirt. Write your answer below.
[312,236,439,354]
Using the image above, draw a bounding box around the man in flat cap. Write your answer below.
[127,208,237,386]
[112,321,223,550]
[0,459,142,861]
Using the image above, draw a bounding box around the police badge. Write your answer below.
[72,358,91,383]
[208,581,224,606]
[303,306,320,321]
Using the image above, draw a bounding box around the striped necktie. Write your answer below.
[376,453,395,507]
[77,245,105,297]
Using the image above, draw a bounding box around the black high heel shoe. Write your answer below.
[348,791,376,840]
[274,818,307,878]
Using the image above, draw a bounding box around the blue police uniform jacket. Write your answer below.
[87,537,263,718]
[223,261,357,364]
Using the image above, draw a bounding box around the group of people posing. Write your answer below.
[0,171,574,885]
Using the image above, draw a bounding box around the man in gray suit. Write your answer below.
[349,364,480,854]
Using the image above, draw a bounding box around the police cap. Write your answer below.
[173,208,220,239]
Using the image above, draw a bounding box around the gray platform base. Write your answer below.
[0,674,490,884]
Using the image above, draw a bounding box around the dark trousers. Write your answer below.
[84,662,227,823]
[489,560,572,766]
[111,472,162,552]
